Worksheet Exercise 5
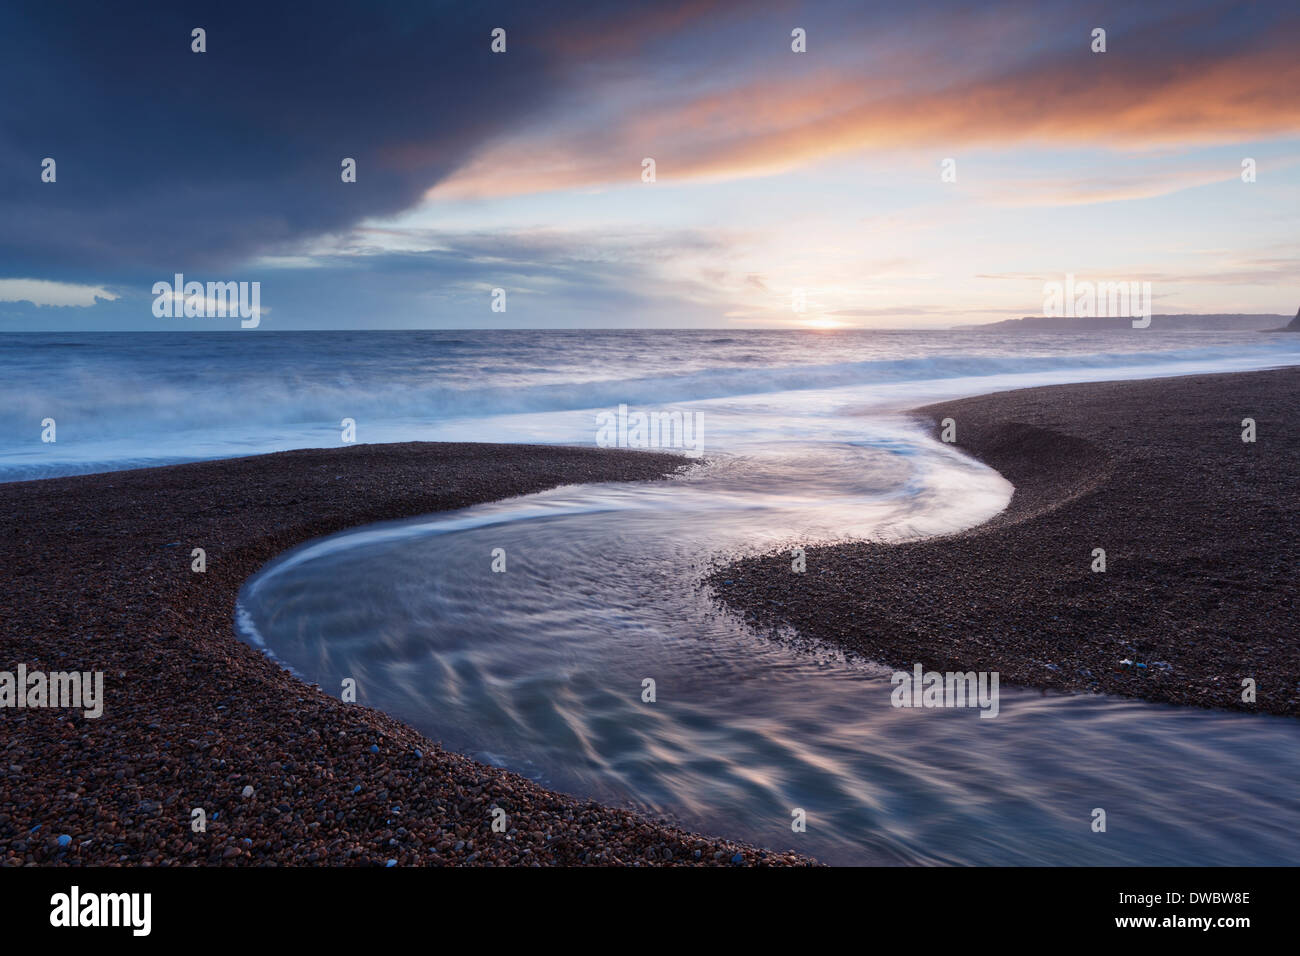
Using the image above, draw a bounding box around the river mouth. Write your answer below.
[236,386,1300,866]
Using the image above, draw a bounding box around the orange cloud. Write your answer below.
[975,155,1300,207]
[432,32,1300,199]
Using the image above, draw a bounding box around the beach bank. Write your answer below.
[711,367,1299,717]
[0,443,811,866]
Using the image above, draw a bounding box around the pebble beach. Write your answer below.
[711,367,1300,717]
[0,442,811,866]
[4,367,1296,868]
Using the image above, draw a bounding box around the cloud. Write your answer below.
[0,278,118,307]
[432,4,1300,199]
[976,166,1244,207]
[978,257,1300,287]
[2,0,1296,333]
[0,0,714,278]
[239,226,741,327]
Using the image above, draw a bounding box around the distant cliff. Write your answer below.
[974,313,1290,332]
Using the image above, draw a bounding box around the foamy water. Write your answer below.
[4,328,1300,480]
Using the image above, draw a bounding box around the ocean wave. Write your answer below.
[1,340,1295,443]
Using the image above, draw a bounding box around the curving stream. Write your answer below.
[237,377,1300,866]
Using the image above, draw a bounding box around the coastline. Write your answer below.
[712,367,1300,717]
[0,443,811,866]
[4,366,1296,867]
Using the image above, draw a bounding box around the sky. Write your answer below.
[0,0,1296,331]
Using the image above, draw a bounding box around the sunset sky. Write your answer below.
[1,0,1296,330]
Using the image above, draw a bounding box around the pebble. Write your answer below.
[707,372,1300,724]
[0,442,818,867]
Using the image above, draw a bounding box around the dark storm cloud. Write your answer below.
[0,0,725,280]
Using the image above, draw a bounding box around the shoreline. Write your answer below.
[712,367,1299,717]
[4,366,1296,866]
[0,443,810,866]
